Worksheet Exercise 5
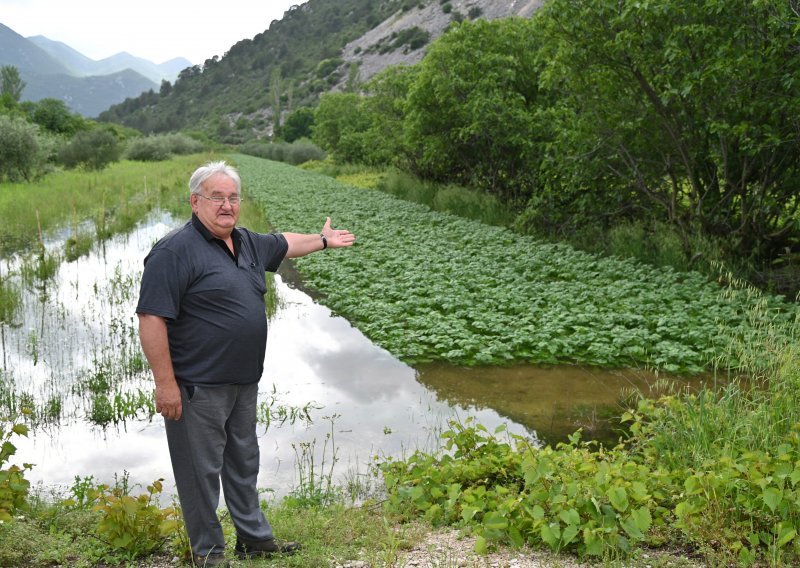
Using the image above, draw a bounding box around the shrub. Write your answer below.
[378,169,436,207]
[160,133,204,155]
[433,183,511,226]
[123,133,204,162]
[0,115,44,181]
[91,476,183,562]
[124,136,171,161]
[58,129,121,170]
[286,138,326,165]
[0,418,32,521]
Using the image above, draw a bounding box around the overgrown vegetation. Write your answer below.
[381,298,800,565]
[303,3,800,295]
[238,155,797,373]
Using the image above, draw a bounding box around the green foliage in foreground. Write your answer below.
[381,414,800,565]
[382,402,800,565]
[236,155,797,373]
[380,296,800,566]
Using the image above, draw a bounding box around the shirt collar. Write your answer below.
[191,213,239,242]
[191,213,241,262]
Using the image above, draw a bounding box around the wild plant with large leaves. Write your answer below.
[237,155,797,374]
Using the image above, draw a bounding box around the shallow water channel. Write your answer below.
[2,211,699,499]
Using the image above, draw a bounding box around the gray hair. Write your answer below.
[188,161,241,196]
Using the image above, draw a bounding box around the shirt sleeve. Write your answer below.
[136,248,189,319]
[253,232,289,273]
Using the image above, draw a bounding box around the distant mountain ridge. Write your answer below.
[0,22,190,117]
[27,35,190,84]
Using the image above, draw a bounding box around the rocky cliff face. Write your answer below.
[337,0,544,88]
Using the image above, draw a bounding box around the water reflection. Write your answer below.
[6,210,710,500]
[415,364,710,445]
[8,212,532,499]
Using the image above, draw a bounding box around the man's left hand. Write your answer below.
[322,217,356,248]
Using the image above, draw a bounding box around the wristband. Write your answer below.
[320,233,328,249]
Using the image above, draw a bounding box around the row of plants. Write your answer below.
[237,155,797,374]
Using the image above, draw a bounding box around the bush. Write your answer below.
[433,183,511,226]
[91,476,184,562]
[123,133,204,162]
[58,129,121,170]
[240,139,325,166]
[286,138,326,165]
[0,115,47,181]
[124,136,171,161]
[239,141,288,162]
[160,133,204,155]
[378,169,435,207]
[0,419,32,521]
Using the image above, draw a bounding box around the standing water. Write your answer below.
[3,210,690,499]
[4,211,532,498]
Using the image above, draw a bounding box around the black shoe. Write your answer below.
[235,537,302,559]
[191,551,230,567]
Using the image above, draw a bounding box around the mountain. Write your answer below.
[0,22,67,76]
[27,35,191,83]
[22,69,159,118]
[98,0,539,140]
[0,23,167,117]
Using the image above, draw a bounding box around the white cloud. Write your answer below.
[0,0,303,64]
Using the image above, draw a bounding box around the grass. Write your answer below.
[0,154,217,256]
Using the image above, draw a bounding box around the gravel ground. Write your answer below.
[127,526,706,568]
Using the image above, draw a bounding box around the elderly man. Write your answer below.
[136,160,355,566]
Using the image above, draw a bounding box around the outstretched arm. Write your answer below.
[284,216,356,258]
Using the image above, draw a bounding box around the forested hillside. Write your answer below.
[97,0,522,140]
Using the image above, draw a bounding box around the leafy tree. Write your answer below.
[279,107,315,142]
[359,65,418,166]
[0,115,47,181]
[403,18,545,203]
[159,80,172,97]
[312,92,370,162]
[26,98,86,136]
[0,66,25,103]
[57,129,120,170]
[534,0,800,258]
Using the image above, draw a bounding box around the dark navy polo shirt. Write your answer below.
[136,214,288,386]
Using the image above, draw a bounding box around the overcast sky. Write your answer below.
[0,0,305,65]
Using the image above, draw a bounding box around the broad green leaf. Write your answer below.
[607,486,629,512]
[474,535,488,555]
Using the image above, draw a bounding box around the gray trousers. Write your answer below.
[165,382,273,556]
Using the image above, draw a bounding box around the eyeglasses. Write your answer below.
[197,194,243,206]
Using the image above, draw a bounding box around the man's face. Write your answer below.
[190,173,240,239]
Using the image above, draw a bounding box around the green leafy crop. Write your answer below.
[238,154,797,373]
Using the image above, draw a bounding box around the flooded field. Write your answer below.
[1,210,697,499]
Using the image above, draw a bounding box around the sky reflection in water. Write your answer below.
[10,212,532,499]
[8,211,703,500]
